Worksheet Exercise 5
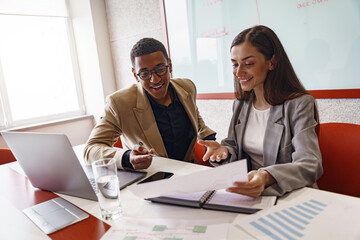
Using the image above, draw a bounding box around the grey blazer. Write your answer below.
[219,92,323,196]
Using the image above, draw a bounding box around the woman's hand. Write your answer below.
[198,140,229,162]
[129,144,155,169]
[226,170,276,198]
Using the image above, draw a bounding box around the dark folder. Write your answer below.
[147,189,277,214]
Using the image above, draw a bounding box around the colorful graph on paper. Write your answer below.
[101,218,229,240]
[235,196,360,240]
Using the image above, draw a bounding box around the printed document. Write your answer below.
[128,159,248,199]
[235,194,360,239]
[101,217,229,240]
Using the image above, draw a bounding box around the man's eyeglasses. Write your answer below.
[137,65,169,81]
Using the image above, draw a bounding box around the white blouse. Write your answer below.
[242,103,270,170]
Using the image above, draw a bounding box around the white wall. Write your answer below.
[197,99,360,141]
[105,0,165,89]
[69,0,116,121]
[0,115,95,148]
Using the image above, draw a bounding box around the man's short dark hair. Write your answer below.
[130,38,169,67]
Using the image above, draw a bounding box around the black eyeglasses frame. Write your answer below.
[136,65,169,81]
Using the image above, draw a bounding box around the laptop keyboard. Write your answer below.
[89,178,119,192]
[89,178,97,192]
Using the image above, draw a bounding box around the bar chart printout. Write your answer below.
[101,217,229,240]
[235,197,360,240]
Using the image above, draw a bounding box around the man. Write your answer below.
[84,38,215,170]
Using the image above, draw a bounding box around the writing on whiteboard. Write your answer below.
[202,0,224,7]
[200,26,229,38]
[297,0,329,9]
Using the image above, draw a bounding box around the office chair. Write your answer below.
[194,141,211,167]
[317,122,360,198]
[0,148,17,165]
[113,137,123,148]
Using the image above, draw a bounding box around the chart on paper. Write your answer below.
[114,225,211,240]
[101,218,228,240]
[248,199,326,240]
[235,196,360,240]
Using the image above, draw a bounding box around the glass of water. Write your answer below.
[91,158,122,220]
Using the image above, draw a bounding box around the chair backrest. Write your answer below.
[317,123,360,198]
[0,148,17,165]
[113,137,123,148]
[194,141,211,167]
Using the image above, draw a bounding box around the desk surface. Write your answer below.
[1,146,360,240]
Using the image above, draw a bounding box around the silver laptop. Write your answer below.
[1,131,146,201]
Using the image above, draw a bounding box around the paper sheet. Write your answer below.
[101,217,229,240]
[235,195,360,240]
[128,159,248,199]
[207,189,277,210]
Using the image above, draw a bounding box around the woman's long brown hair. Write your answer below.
[231,25,319,133]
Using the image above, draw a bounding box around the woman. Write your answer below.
[199,25,323,197]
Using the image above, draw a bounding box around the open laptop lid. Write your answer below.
[2,131,147,200]
[1,131,98,201]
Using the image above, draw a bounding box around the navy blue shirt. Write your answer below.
[121,84,215,168]
[147,84,195,161]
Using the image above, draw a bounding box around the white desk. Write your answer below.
[1,147,360,240]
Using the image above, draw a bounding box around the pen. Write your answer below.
[138,142,157,157]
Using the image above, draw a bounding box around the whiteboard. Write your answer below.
[164,0,360,94]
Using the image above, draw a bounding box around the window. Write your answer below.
[164,0,233,94]
[0,0,84,129]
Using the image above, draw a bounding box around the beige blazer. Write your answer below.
[84,78,215,168]
[219,92,323,196]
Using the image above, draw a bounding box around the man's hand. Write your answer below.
[198,140,228,162]
[129,144,155,169]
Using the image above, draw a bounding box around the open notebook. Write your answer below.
[147,189,277,214]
